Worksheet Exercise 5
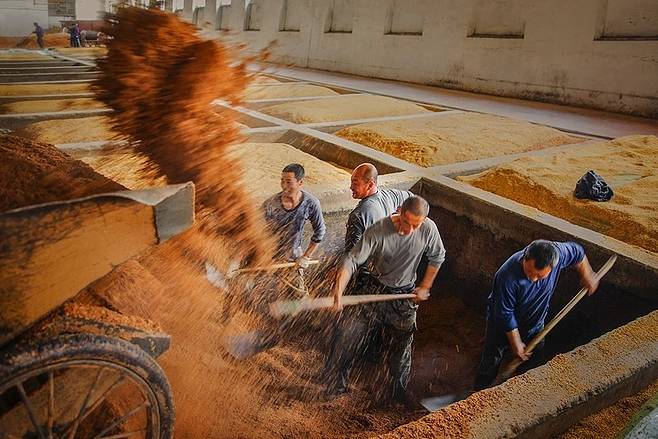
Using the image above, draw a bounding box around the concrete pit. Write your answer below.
[0,47,656,438]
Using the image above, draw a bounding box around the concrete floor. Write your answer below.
[255,63,658,139]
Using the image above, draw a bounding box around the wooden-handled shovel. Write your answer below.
[269,293,417,318]
[494,254,617,384]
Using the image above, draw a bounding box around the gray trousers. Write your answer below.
[323,277,416,401]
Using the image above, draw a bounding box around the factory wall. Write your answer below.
[0,0,48,36]
[210,0,658,118]
[75,0,105,20]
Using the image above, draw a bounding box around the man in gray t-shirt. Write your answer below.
[324,196,446,405]
[345,163,413,252]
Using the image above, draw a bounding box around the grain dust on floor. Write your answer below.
[0,82,92,96]
[335,112,582,167]
[17,115,121,144]
[260,94,430,124]
[0,98,105,114]
[245,83,339,100]
[459,135,658,254]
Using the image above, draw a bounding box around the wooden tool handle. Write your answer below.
[233,259,320,274]
[498,254,617,381]
[269,293,417,318]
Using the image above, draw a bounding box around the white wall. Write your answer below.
[0,0,48,36]
[216,0,658,118]
[76,0,105,20]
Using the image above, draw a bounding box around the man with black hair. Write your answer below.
[262,163,326,267]
[33,23,44,49]
[324,195,446,405]
[473,240,598,390]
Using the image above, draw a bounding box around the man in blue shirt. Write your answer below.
[474,240,598,390]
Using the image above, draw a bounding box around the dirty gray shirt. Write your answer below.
[345,188,414,251]
[342,216,446,289]
[262,190,326,260]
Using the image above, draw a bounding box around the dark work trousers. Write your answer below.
[473,318,545,390]
[323,276,417,402]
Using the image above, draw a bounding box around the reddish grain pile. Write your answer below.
[0,133,121,212]
[93,7,272,267]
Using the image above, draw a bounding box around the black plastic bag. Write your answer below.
[574,170,613,202]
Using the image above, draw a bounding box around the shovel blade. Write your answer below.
[420,391,471,412]
[223,330,276,360]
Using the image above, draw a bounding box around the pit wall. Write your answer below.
[182,0,658,118]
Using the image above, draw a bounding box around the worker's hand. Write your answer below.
[332,294,343,313]
[581,274,600,296]
[511,341,532,362]
[412,286,430,303]
[296,256,312,269]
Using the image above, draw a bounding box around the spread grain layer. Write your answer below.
[69,142,351,195]
[0,82,92,96]
[245,83,339,100]
[260,94,430,123]
[381,310,658,439]
[0,133,121,212]
[559,379,658,439]
[0,34,70,49]
[17,115,121,144]
[335,112,582,167]
[459,135,658,254]
[0,98,105,114]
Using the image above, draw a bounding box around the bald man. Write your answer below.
[346,163,413,251]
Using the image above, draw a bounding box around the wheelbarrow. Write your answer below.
[0,183,194,439]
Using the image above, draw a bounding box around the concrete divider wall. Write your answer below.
[211,0,658,118]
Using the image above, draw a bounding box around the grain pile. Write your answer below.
[17,33,71,48]
[18,116,121,144]
[459,135,658,254]
[260,94,430,124]
[94,6,272,267]
[0,98,105,114]
[230,142,351,199]
[0,82,91,97]
[335,112,582,167]
[245,83,339,100]
[0,133,120,212]
[559,379,658,439]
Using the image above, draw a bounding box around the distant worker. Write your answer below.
[324,196,446,406]
[473,240,598,390]
[32,23,44,49]
[262,163,326,269]
[69,23,81,48]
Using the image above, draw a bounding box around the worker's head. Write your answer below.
[396,196,429,235]
[522,240,559,282]
[33,22,38,27]
[280,163,305,195]
[350,163,378,199]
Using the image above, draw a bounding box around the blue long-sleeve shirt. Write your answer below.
[262,190,326,261]
[487,241,585,339]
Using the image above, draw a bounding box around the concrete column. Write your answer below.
[203,0,217,28]
[183,0,193,20]
[165,0,174,11]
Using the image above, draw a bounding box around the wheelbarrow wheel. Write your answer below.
[0,333,174,439]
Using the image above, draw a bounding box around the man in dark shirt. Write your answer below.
[345,163,413,252]
[474,240,598,390]
[33,23,44,49]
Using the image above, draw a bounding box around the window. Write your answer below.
[386,0,423,35]
[244,0,261,31]
[468,0,525,39]
[47,0,75,17]
[217,1,231,31]
[279,0,302,32]
[596,0,658,40]
[325,0,353,33]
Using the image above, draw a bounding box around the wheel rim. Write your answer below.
[0,359,161,439]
